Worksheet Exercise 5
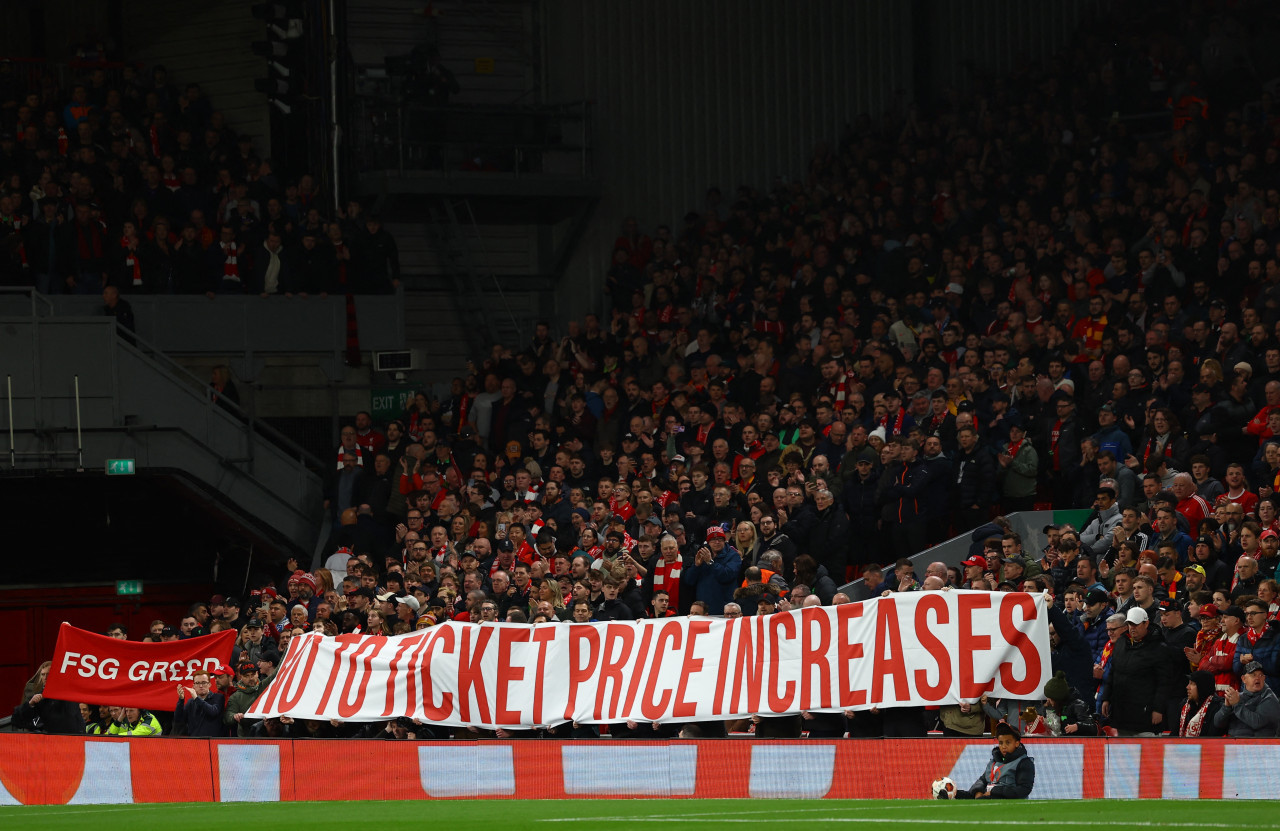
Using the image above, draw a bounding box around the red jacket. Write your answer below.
[1199,633,1241,694]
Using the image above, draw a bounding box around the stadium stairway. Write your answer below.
[0,295,325,560]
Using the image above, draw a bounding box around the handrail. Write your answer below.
[0,287,55,317]
[117,326,325,473]
[1,288,325,474]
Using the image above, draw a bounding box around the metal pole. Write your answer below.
[329,0,341,212]
[73,374,84,471]
[243,543,254,596]
[6,375,13,468]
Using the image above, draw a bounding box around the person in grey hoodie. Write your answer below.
[1080,487,1123,557]
[1213,661,1280,737]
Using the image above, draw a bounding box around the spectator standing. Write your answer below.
[175,670,224,737]
[1101,608,1177,736]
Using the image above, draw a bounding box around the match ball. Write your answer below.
[931,777,957,799]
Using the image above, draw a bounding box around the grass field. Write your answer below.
[1,799,1277,830]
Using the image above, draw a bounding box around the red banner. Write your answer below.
[42,623,235,711]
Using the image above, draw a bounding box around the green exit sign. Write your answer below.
[116,580,143,596]
[105,459,136,476]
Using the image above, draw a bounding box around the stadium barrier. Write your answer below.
[0,735,1276,803]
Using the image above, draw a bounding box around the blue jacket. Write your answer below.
[175,692,225,737]
[1049,605,1097,697]
[1232,620,1280,696]
[1077,607,1114,664]
[681,544,742,614]
[1093,425,1133,461]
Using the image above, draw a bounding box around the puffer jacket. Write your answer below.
[1101,626,1177,733]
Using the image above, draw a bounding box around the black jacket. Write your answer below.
[12,696,84,735]
[1102,625,1178,732]
[23,216,75,279]
[952,444,997,510]
[804,504,850,578]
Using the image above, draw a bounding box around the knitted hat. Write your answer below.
[1043,671,1070,703]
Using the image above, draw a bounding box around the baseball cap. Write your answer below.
[1262,529,1278,541]
[706,526,727,541]
[1085,588,1110,607]
[1243,660,1265,675]
[242,618,263,629]
[211,665,234,678]
[1198,603,1219,618]
[961,555,987,570]
[1185,564,1206,577]
[375,591,396,602]
[1158,599,1179,613]
[1222,605,1246,621]
[1125,607,1148,625]
[238,662,259,674]
[397,595,420,611]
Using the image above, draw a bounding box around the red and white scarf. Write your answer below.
[652,556,683,611]
[880,407,907,436]
[1178,698,1212,738]
[221,242,240,281]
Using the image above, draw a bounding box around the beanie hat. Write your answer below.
[1043,671,1070,703]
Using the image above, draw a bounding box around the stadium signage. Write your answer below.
[248,591,1050,728]
[43,624,237,710]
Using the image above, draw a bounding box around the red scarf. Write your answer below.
[121,237,142,286]
[880,407,906,436]
[1141,434,1173,465]
[1178,697,1211,738]
[77,221,103,261]
[221,242,240,281]
[652,556,683,611]
[1050,420,1063,471]
[1007,437,1025,459]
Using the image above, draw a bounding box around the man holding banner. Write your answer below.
[246,590,1050,730]
[40,622,236,735]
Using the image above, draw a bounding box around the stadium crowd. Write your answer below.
[11,0,1280,742]
[0,54,400,297]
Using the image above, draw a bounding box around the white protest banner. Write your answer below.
[247,590,1050,728]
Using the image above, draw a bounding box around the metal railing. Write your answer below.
[350,98,593,177]
[0,288,324,477]
[0,56,142,98]
[836,510,1062,598]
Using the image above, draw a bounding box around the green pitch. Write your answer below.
[1,799,1275,830]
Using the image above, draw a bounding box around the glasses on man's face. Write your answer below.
[1247,611,1267,617]
[1107,627,1124,634]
